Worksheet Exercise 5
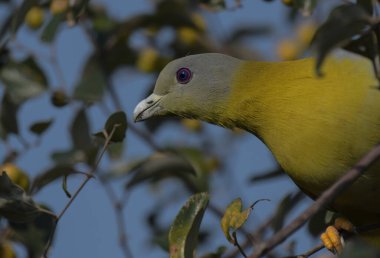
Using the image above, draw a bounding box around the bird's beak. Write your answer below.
[133,93,163,122]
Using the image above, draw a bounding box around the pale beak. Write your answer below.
[133,93,163,122]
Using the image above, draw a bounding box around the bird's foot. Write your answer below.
[320,217,355,254]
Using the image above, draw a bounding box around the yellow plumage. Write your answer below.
[134,51,380,247]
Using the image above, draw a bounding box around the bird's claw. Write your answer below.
[320,217,355,255]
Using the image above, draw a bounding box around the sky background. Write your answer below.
[0,0,339,257]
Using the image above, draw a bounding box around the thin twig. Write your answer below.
[249,143,380,258]
[42,124,119,258]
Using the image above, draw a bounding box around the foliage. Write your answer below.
[0,0,379,258]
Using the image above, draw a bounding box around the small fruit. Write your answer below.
[296,22,317,46]
[276,39,300,61]
[25,7,44,30]
[178,27,199,45]
[0,163,30,191]
[282,0,293,6]
[50,0,69,15]
[181,118,202,132]
[0,242,16,258]
[136,48,159,73]
[191,13,206,32]
[51,90,69,107]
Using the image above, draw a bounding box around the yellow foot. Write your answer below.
[320,217,355,254]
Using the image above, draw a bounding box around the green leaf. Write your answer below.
[107,142,124,160]
[11,0,39,34]
[0,93,19,136]
[169,192,209,258]
[30,165,74,194]
[70,108,93,151]
[9,205,56,258]
[249,167,284,184]
[0,172,41,223]
[41,13,65,43]
[357,0,373,15]
[29,119,53,136]
[103,111,127,142]
[220,198,251,244]
[126,151,197,190]
[307,208,329,237]
[0,57,48,105]
[198,0,226,11]
[73,55,106,103]
[312,4,373,76]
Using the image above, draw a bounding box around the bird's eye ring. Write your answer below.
[176,67,192,84]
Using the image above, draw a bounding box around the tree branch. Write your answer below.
[249,143,380,258]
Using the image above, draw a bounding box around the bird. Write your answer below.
[133,51,380,253]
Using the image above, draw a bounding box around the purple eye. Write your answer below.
[176,67,192,84]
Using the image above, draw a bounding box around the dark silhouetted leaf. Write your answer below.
[102,159,145,180]
[169,192,209,258]
[199,0,226,11]
[312,4,372,76]
[29,119,53,136]
[126,152,196,188]
[41,13,65,43]
[307,208,329,237]
[357,0,373,15]
[30,165,74,194]
[249,167,284,184]
[9,206,56,258]
[0,172,41,223]
[107,142,124,160]
[103,111,127,142]
[73,55,106,103]
[340,239,380,258]
[271,191,305,231]
[0,57,48,104]
[11,0,39,34]
[0,93,19,135]
[199,247,227,258]
[70,108,93,151]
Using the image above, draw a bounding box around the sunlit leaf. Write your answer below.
[29,119,53,136]
[220,198,251,244]
[312,4,372,76]
[169,192,209,258]
[73,55,106,103]
[0,57,48,104]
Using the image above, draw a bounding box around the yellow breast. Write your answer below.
[226,52,380,222]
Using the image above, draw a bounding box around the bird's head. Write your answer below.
[133,53,241,124]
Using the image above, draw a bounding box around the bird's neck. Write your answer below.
[225,58,316,135]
